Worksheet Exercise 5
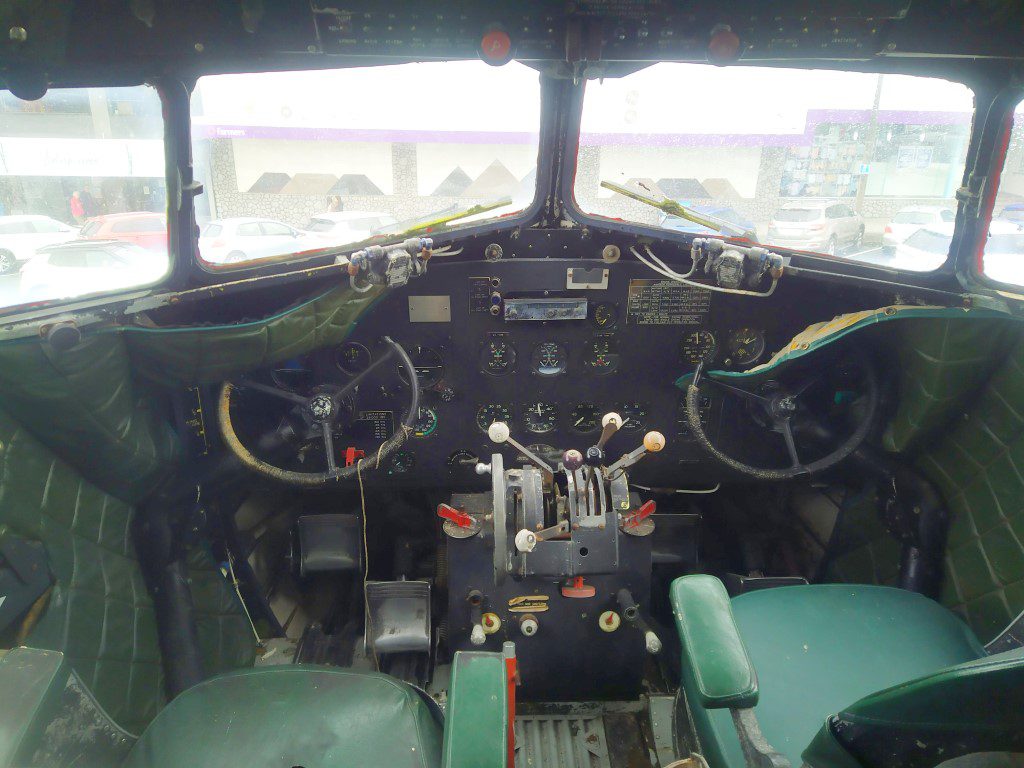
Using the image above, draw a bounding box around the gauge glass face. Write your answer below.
[583,338,620,375]
[680,330,718,365]
[337,342,372,375]
[481,337,515,376]
[618,402,648,431]
[411,406,438,438]
[591,301,619,329]
[388,450,415,474]
[569,402,601,433]
[476,403,513,433]
[398,345,444,387]
[520,444,561,465]
[523,401,558,434]
[727,327,767,367]
[531,341,567,376]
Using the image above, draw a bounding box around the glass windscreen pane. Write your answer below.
[191,61,540,267]
[575,64,973,271]
[983,101,1024,286]
[0,86,167,309]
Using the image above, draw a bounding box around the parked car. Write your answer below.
[890,223,954,271]
[198,217,310,264]
[766,201,864,256]
[882,205,955,248]
[659,205,756,238]
[20,239,169,299]
[302,211,399,247]
[0,215,78,274]
[79,212,167,252]
[997,202,1024,224]
[890,220,1024,278]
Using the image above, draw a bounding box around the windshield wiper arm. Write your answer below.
[368,197,515,245]
[599,181,755,240]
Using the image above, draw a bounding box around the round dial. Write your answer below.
[411,406,438,438]
[480,337,516,376]
[523,401,558,434]
[726,327,767,367]
[476,403,513,433]
[680,329,718,365]
[387,450,415,474]
[591,301,619,329]
[531,341,568,377]
[337,341,372,375]
[569,402,602,433]
[583,337,620,375]
[520,444,561,465]
[398,345,444,387]
[619,402,648,431]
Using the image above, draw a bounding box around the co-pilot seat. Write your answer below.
[670,576,1024,768]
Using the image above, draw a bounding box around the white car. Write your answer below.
[198,217,310,264]
[766,201,864,256]
[890,223,954,271]
[891,220,1024,278]
[0,215,79,274]
[20,240,168,300]
[882,206,955,248]
[302,211,398,247]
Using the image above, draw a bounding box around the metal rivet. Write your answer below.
[9,26,27,42]
[194,42,204,52]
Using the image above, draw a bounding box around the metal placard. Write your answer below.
[408,295,451,323]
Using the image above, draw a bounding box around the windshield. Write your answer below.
[191,61,540,267]
[905,229,952,253]
[575,64,973,271]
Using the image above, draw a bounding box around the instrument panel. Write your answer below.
[298,251,885,488]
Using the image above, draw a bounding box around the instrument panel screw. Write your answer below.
[194,42,204,52]
[9,26,27,42]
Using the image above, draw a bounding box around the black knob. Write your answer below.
[585,446,604,466]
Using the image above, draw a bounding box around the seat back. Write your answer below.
[805,647,1024,768]
[0,408,254,734]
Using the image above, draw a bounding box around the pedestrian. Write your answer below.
[327,195,343,212]
[70,191,85,223]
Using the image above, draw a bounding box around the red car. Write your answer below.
[79,212,167,252]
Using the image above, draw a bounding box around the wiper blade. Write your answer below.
[600,181,754,240]
[374,197,514,243]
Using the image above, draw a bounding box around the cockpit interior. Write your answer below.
[0,2,1022,767]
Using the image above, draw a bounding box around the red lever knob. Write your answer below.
[437,503,474,529]
[624,500,656,529]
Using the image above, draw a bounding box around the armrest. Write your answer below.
[670,575,758,709]
[442,643,515,768]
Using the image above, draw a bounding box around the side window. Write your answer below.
[260,222,293,237]
[49,251,87,268]
[31,219,62,233]
[236,223,261,236]
[86,251,116,268]
[984,100,1024,285]
[825,206,839,219]
[0,221,33,234]
[940,209,955,222]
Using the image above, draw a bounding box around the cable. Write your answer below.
[632,483,721,495]
[227,551,263,644]
[357,458,379,671]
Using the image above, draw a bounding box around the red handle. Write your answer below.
[624,500,656,529]
[437,503,474,529]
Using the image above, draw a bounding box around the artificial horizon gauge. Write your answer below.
[476,403,513,433]
[583,337,620,375]
[337,341,372,374]
[523,401,558,434]
[569,402,601,433]
[480,336,516,375]
[531,341,568,376]
[398,345,444,387]
[680,329,718,365]
[726,327,767,367]
[411,406,439,438]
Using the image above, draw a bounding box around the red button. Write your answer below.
[480,29,512,64]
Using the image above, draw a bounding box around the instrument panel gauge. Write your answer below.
[411,406,439,438]
[591,301,619,329]
[520,444,561,465]
[387,450,415,474]
[726,327,767,367]
[583,337,620,375]
[569,402,601,433]
[476,403,513,433]
[523,401,558,434]
[337,341,372,375]
[398,345,444,387]
[618,402,648,431]
[531,341,568,377]
[480,336,516,376]
[680,329,718,366]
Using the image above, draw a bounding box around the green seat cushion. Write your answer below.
[123,666,443,768]
[687,584,985,768]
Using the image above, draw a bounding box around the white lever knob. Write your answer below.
[475,462,492,475]
[602,412,622,429]
[514,529,538,553]
[470,624,486,646]
[488,421,510,443]
[643,431,666,452]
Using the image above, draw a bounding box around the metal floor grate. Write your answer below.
[514,712,612,768]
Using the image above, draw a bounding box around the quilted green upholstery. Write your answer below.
[0,408,255,734]
[824,486,901,589]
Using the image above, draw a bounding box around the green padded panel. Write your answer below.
[123,666,443,768]
[683,585,984,768]
[0,409,255,734]
[670,576,758,710]
[0,334,177,502]
[917,336,1024,642]
[443,651,509,768]
[122,283,383,386]
[825,486,901,588]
